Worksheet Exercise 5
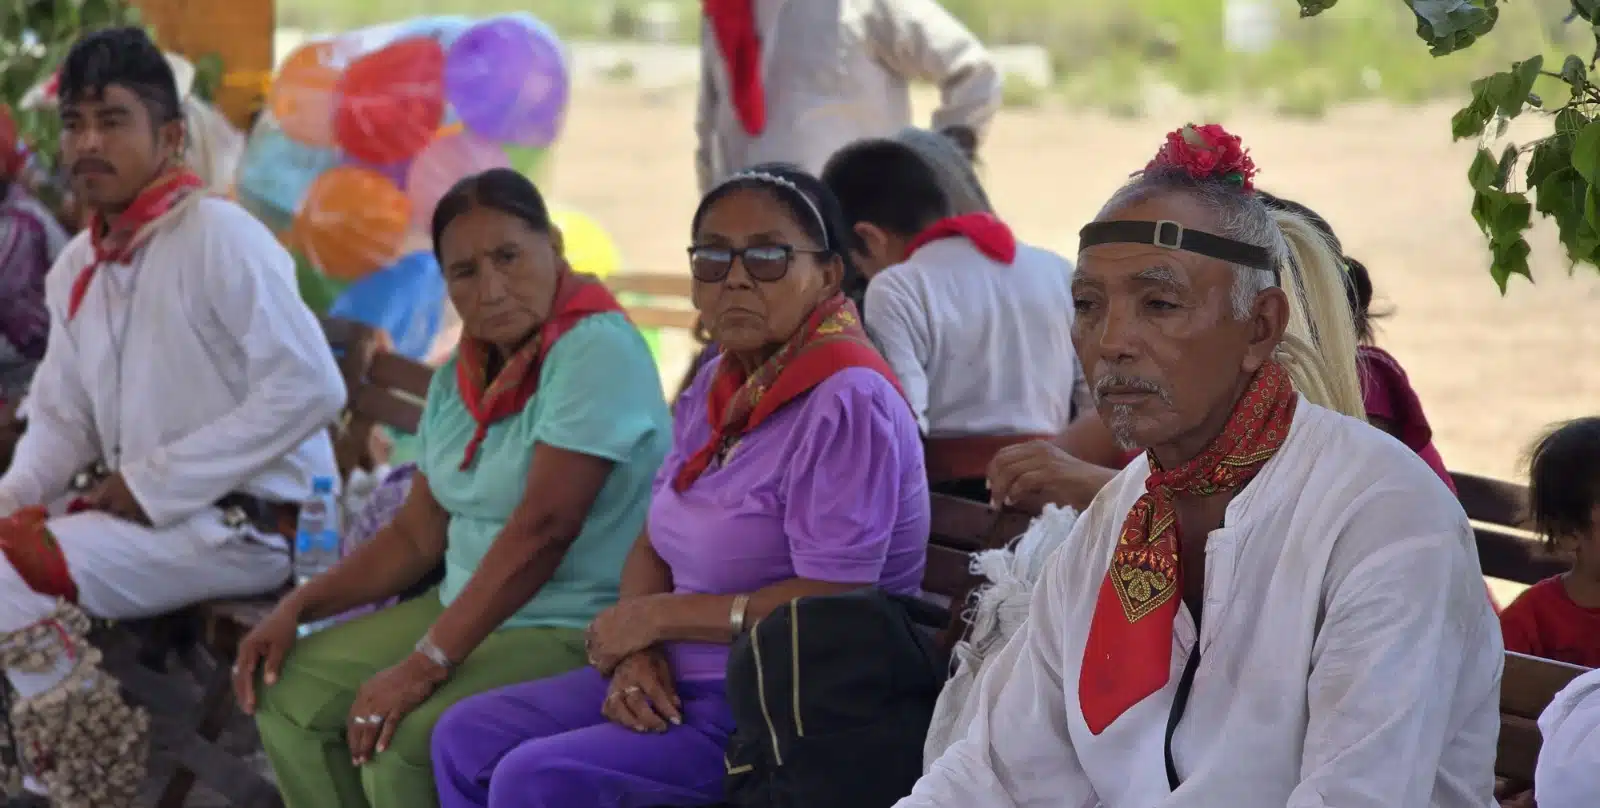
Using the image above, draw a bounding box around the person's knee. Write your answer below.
[429,699,489,778]
[485,742,591,807]
[253,645,355,734]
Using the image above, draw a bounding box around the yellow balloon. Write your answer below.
[552,208,621,280]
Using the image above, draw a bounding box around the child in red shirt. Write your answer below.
[1499,416,1600,667]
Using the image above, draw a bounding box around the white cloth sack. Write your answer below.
[922,503,1079,771]
[1535,666,1600,808]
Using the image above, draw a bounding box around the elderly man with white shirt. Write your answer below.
[695,0,1001,192]
[898,123,1503,808]
[0,28,343,808]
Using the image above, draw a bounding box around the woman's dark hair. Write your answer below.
[1257,190,1380,343]
[430,168,552,259]
[820,138,951,240]
[59,27,182,126]
[692,162,866,308]
[1526,416,1600,547]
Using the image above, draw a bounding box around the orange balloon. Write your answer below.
[270,42,341,148]
[293,166,411,282]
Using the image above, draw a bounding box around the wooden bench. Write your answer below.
[1497,651,1591,790]
[918,494,1034,651]
[120,317,433,808]
[606,272,698,334]
[1451,471,1565,585]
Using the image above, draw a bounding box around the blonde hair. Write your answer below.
[1097,171,1365,420]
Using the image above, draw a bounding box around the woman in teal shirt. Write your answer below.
[233,168,671,808]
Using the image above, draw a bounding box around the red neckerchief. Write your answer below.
[0,104,22,177]
[905,213,1018,264]
[1078,361,1297,735]
[454,271,625,469]
[674,294,902,491]
[703,0,766,136]
[68,165,205,320]
[0,506,78,602]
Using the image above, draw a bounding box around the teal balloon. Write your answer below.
[238,121,341,232]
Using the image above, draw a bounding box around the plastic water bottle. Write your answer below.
[295,476,340,636]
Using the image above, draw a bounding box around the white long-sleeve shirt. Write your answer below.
[0,197,345,529]
[1535,667,1600,808]
[864,238,1088,437]
[899,399,1503,808]
[695,0,1002,192]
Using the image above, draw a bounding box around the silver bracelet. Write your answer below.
[729,594,751,635]
[414,634,456,673]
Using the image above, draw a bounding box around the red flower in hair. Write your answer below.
[1145,123,1257,190]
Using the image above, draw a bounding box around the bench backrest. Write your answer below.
[606,272,698,333]
[321,317,434,475]
[1451,471,1565,585]
[921,493,1033,649]
[1497,651,1591,784]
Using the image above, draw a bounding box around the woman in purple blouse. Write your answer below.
[430,164,930,808]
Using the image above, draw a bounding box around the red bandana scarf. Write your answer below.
[905,213,1018,264]
[68,165,205,320]
[1079,361,1297,735]
[674,294,901,491]
[703,0,766,135]
[0,506,78,602]
[455,272,625,469]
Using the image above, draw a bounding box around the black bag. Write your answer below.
[722,590,947,808]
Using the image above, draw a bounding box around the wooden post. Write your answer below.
[130,0,275,130]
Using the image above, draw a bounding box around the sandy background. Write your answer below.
[546,85,1600,482]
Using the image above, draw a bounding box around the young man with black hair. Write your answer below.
[821,137,1085,498]
[0,27,344,806]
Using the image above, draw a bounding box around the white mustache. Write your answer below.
[1093,374,1172,403]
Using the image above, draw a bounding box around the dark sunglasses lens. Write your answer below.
[743,246,790,281]
[689,248,731,282]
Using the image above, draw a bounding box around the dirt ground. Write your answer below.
[548,85,1600,483]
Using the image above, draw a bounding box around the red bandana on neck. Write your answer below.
[905,213,1017,264]
[675,294,902,491]
[1078,361,1297,735]
[68,165,205,320]
[454,272,625,469]
[703,0,766,136]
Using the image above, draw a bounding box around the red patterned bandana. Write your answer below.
[454,272,625,469]
[1078,361,1297,735]
[68,165,205,320]
[0,506,78,602]
[674,294,902,492]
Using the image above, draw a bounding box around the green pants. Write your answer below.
[254,591,587,808]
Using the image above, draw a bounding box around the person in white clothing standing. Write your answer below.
[0,28,344,807]
[897,123,1501,808]
[695,0,1001,193]
[822,134,1087,499]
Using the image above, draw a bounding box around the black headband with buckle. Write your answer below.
[1079,219,1279,284]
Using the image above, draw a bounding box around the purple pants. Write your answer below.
[431,666,734,808]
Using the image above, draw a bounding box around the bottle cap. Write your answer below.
[312,476,335,494]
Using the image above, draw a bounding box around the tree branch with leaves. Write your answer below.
[1297,0,1600,292]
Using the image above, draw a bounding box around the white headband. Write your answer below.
[714,169,830,250]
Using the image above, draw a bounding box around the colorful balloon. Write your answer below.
[236,117,341,234]
[551,208,621,280]
[294,166,413,283]
[269,41,341,148]
[504,145,547,182]
[444,17,568,148]
[333,37,447,165]
[406,132,510,229]
[327,250,448,361]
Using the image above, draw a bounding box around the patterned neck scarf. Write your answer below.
[454,271,623,469]
[674,294,902,491]
[1078,361,1297,735]
[68,165,205,320]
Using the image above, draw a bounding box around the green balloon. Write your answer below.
[295,252,350,314]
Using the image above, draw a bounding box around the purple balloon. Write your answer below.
[444,18,568,148]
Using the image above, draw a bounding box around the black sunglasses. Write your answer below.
[687,244,829,283]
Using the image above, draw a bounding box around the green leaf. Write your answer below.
[1468,148,1500,192]
[1493,191,1531,233]
[1572,121,1600,185]
[1499,55,1542,119]
[1562,54,1588,87]
[1494,143,1519,189]
[1489,237,1532,293]
[1556,108,1588,139]
[1526,138,1572,188]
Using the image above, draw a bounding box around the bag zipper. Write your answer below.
[749,615,784,765]
[789,597,804,737]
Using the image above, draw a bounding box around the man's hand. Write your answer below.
[987,440,1118,514]
[82,473,149,525]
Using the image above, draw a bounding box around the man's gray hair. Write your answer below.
[1097,168,1280,319]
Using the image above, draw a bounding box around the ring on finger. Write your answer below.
[623,685,642,696]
